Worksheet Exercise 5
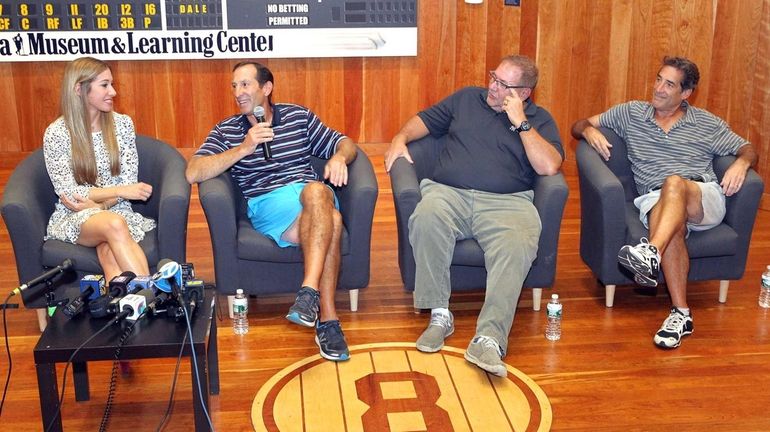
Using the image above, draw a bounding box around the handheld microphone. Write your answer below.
[108,271,136,297]
[181,262,196,282]
[172,279,204,320]
[62,275,105,318]
[152,259,182,293]
[118,288,155,321]
[89,295,121,318]
[127,275,153,294]
[146,290,173,316]
[118,294,147,321]
[12,259,75,296]
[80,274,106,301]
[253,105,273,160]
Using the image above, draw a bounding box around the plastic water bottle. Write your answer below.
[233,289,249,334]
[545,294,562,341]
[760,266,770,308]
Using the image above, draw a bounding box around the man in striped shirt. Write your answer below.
[186,61,358,361]
[571,56,757,349]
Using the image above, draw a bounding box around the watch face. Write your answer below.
[520,121,531,131]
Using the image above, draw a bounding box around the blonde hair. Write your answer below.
[60,57,119,185]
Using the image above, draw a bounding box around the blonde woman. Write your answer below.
[44,57,155,282]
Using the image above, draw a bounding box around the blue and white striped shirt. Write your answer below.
[196,103,346,198]
[600,101,748,195]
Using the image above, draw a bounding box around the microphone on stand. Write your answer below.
[11,259,75,296]
[253,105,273,160]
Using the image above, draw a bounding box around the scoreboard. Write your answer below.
[0,2,164,31]
[0,1,417,61]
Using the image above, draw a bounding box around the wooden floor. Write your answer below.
[1,146,769,431]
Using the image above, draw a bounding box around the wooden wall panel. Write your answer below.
[0,63,20,152]
[750,1,770,209]
[343,57,364,141]
[607,0,633,106]
[0,0,767,203]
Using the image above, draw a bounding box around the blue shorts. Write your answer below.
[246,182,339,248]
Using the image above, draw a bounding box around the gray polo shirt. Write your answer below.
[600,100,748,195]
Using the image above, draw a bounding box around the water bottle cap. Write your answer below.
[551,294,559,299]
[236,289,244,294]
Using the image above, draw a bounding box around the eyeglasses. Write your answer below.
[488,71,528,90]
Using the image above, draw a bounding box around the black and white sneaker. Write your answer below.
[654,308,693,349]
[286,286,320,327]
[315,320,350,361]
[618,237,661,287]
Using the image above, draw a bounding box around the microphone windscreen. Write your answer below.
[253,105,266,121]
[156,258,173,269]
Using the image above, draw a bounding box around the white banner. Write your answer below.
[1,28,417,61]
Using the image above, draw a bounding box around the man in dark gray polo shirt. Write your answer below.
[385,55,564,376]
[571,56,758,349]
[186,61,358,361]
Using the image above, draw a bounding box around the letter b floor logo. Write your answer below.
[252,343,552,431]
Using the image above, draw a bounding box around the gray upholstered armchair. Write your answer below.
[577,127,764,307]
[1,135,191,329]
[389,135,569,311]
[198,148,377,314]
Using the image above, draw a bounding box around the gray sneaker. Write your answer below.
[464,335,507,377]
[416,310,454,353]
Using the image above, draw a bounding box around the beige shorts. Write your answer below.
[634,181,726,232]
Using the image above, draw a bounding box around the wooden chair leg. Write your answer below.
[349,289,359,312]
[227,295,235,319]
[605,284,616,308]
[531,288,542,311]
[37,308,48,332]
[718,280,729,303]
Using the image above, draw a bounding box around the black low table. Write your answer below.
[33,289,219,431]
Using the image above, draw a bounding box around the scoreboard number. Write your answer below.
[94,3,108,16]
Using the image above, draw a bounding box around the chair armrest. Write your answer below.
[335,148,378,288]
[389,157,422,290]
[714,155,764,242]
[1,194,49,288]
[0,151,53,295]
[199,173,240,291]
[336,148,378,235]
[154,153,191,263]
[532,173,569,273]
[576,140,628,283]
[390,157,422,221]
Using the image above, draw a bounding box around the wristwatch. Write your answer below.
[510,120,532,133]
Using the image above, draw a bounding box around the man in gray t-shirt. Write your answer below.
[384,55,564,376]
[571,56,758,350]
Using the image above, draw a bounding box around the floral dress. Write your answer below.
[43,113,156,244]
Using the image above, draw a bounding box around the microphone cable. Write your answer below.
[154,331,188,432]
[98,309,147,432]
[180,300,215,430]
[0,292,14,417]
[45,313,125,432]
